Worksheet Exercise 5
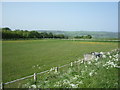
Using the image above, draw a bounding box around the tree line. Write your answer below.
[74,35,92,39]
[1,27,68,40]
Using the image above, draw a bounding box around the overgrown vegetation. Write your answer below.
[21,49,119,88]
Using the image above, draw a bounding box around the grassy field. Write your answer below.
[21,49,119,88]
[2,39,118,84]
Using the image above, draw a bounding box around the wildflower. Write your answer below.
[115,66,120,68]
[87,61,91,64]
[69,84,77,88]
[54,81,62,87]
[32,66,35,68]
[95,72,97,75]
[63,79,70,85]
[114,82,118,86]
[89,72,93,76]
[74,75,80,78]
[77,81,83,84]
[116,59,118,61]
[95,58,99,61]
[54,84,59,87]
[100,52,104,55]
[30,84,37,88]
[109,56,112,59]
[95,62,100,66]
[68,68,72,73]
[107,52,110,55]
[74,61,77,63]
[81,70,85,74]
[23,83,30,88]
[77,59,81,62]
[112,58,116,61]
[71,62,73,67]
[102,55,106,58]
[44,81,48,83]
[89,70,95,76]
[106,67,109,69]
[72,77,77,80]
[114,54,118,58]
[103,64,107,67]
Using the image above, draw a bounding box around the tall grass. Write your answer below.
[22,48,119,88]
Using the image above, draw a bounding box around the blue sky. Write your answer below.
[2,2,118,32]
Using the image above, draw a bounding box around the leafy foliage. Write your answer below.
[74,35,92,39]
[2,27,68,39]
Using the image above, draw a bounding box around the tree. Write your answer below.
[74,35,92,39]
[87,35,92,39]
[2,27,11,31]
[28,31,40,38]
[41,32,49,38]
[48,32,53,38]
[2,27,67,39]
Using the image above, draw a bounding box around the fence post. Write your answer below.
[1,82,3,90]
[55,67,58,73]
[34,73,37,83]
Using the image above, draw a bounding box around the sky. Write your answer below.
[2,2,118,32]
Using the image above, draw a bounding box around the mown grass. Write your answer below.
[2,39,118,86]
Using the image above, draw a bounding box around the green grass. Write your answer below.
[21,49,119,88]
[2,39,118,84]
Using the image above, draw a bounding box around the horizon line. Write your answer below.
[1,27,118,32]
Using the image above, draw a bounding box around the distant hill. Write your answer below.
[37,30,118,39]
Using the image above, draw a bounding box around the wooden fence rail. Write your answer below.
[0,60,79,89]
[0,48,119,89]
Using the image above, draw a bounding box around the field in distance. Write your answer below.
[2,39,118,83]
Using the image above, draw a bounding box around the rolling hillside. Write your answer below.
[37,30,118,39]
